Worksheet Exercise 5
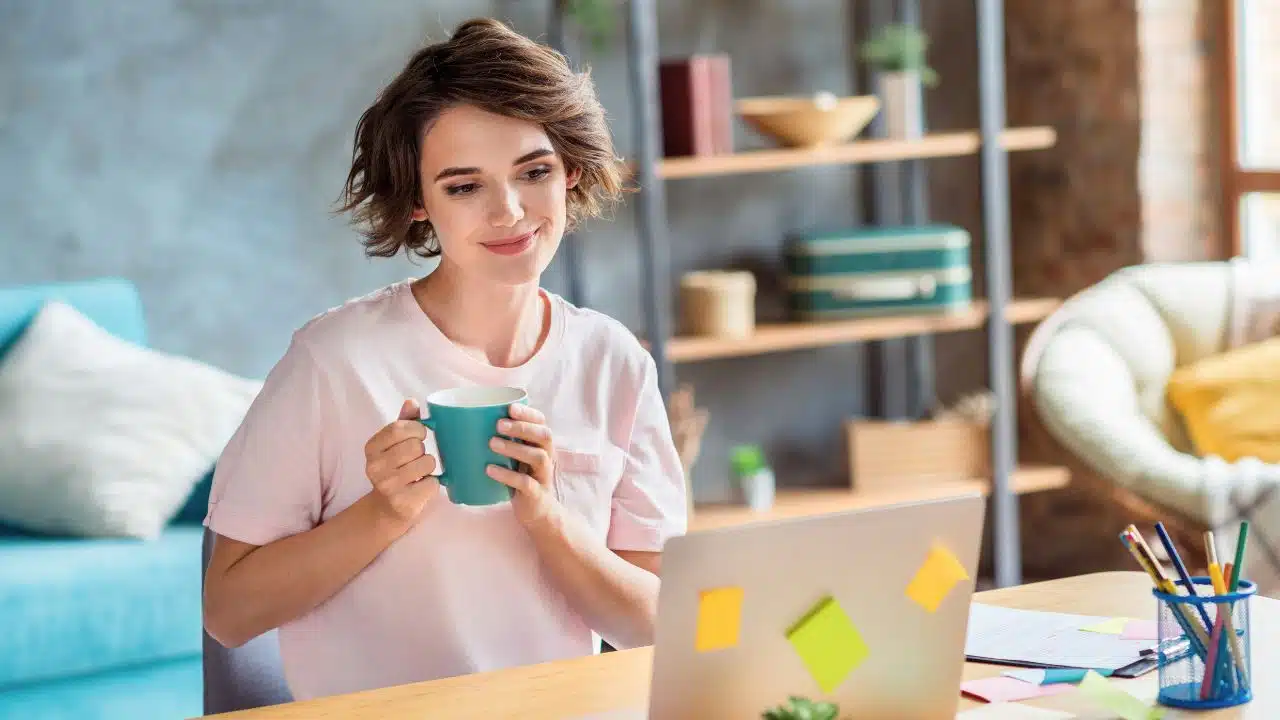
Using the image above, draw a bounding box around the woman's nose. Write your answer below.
[488,185,524,227]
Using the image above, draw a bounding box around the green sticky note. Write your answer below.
[1079,670,1165,720]
[786,596,869,693]
[1080,617,1131,634]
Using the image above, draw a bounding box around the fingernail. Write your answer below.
[485,465,498,477]
[489,437,503,449]
[497,419,511,431]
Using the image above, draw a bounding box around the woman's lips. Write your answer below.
[482,230,536,256]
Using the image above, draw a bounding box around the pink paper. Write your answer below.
[960,676,1076,703]
[1121,619,1159,641]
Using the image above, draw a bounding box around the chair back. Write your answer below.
[201,528,293,714]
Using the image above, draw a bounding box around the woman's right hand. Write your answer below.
[363,398,439,531]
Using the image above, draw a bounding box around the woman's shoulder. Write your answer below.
[552,293,654,379]
[289,279,414,361]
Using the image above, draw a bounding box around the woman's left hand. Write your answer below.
[488,403,560,530]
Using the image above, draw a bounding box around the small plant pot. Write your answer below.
[876,70,924,140]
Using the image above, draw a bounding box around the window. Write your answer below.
[1223,0,1280,256]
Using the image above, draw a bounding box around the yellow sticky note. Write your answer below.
[1080,617,1132,635]
[786,595,869,693]
[905,542,970,613]
[695,586,744,652]
[1079,670,1165,720]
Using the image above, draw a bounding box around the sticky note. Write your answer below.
[905,542,970,613]
[695,586,744,652]
[1080,617,1132,635]
[1078,670,1165,720]
[957,704,1075,719]
[1122,619,1159,641]
[786,595,869,693]
[960,676,1076,703]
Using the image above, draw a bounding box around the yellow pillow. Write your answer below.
[1167,336,1280,463]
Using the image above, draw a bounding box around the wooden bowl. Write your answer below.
[736,94,880,148]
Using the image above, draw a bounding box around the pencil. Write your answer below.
[1119,529,1209,659]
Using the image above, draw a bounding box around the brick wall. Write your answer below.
[1004,0,1225,578]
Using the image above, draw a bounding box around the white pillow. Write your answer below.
[0,301,262,538]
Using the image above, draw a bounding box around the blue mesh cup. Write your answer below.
[1153,576,1255,709]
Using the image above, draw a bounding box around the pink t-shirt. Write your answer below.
[204,280,688,700]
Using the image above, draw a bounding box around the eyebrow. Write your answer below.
[433,148,555,182]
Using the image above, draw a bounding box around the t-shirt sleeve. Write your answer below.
[606,356,689,552]
[204,334,332,546]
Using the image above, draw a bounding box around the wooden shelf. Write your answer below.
[656,126,1056,180]
[666,297,1061,363]
[689,464,1069,533]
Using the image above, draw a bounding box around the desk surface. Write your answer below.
[204,571,1277,719]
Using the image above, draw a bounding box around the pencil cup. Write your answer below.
[1153,577,1255,710]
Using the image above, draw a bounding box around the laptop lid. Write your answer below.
[647,492,986,719]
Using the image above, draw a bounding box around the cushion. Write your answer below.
[0,526,203,689]
[0,301,261,538]
[0,278,147,361]
[1167,336,1280,463]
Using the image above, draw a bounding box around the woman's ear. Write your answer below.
[566,167,582,190]
[411,206,428,222]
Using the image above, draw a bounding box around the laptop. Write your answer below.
[643,492,986,720]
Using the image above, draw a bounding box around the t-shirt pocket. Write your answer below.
[553,442,625,541]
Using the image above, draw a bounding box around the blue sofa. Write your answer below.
[0,279,211,719]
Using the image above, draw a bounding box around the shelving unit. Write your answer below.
[603,0,1056,588]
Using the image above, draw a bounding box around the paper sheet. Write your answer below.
[960,676,1076,703]
[695,586,744,652]
[1080,617,1131,635]
[1121,620,1159,641]
[965,604,1154,671]
[1078,670,1165,719]
[905,542,970,613]
[786,596,869,693]
[957,704,1076,719]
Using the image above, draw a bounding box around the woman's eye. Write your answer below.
[524,166,552,181]
[445,182,479,196]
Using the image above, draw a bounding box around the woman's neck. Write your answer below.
[411,261,549,369]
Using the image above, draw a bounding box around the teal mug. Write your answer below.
[419,385,527,506]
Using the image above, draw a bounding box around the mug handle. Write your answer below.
[417,417,449,486]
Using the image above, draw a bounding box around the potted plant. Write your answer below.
[763,695,841,720]
[550,0,617,51]
[858,24,938,139]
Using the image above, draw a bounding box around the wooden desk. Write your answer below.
[201,571,1278,719]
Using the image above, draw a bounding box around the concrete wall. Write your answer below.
[2,0,997,501]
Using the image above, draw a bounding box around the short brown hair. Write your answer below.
[338,17,624,259]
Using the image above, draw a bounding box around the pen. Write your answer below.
[1128,527,1214,645]
[1154,522,1213,628]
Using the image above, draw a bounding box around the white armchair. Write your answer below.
[1020,260,1280,589]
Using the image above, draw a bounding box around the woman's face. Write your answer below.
[415,104,578,287]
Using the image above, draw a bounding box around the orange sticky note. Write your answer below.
[695,586,744,652]
[905,542,970,613]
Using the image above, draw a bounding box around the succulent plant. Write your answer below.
[762,695,841,720]
[859,23,939,86]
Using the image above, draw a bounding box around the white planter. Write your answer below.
[877,70,924,140]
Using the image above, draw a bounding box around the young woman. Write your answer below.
[201,17,687,701]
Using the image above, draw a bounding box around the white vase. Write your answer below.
[877,70,924,140]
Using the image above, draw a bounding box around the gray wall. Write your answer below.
[1,0,989,501]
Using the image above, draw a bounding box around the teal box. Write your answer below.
[783,224,973,320]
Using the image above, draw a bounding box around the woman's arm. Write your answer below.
[523,507,661,650]
[205,399,440,648]
[203,494,407,648]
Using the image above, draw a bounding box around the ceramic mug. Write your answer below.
[419,386,527,506]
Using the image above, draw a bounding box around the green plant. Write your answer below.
[762,695,840,720]
[858,23,939,86]
[556,0,617,51]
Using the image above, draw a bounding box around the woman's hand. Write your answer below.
[487,403,560,530]
[364,399,440,533]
